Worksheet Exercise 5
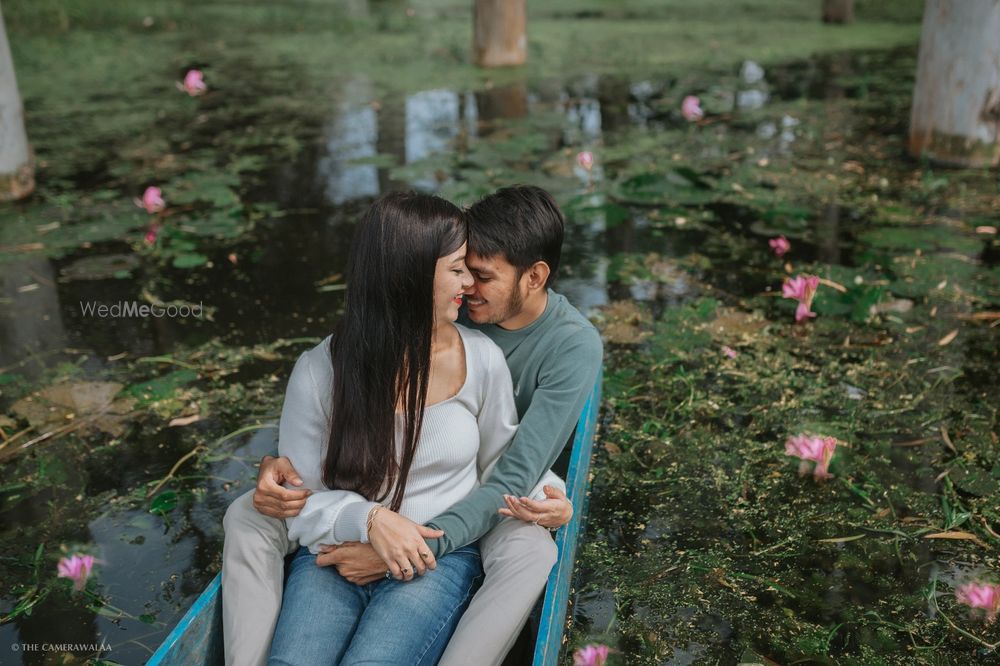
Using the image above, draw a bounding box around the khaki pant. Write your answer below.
[222,490,557,666]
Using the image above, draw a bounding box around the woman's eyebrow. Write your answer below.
[451,255,466,264]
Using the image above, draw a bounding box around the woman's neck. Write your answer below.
[431,321,458,352]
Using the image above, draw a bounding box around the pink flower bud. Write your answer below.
[768,235,791,257]
[681,95,704,121]
[577,151,594,171]
[182,69,207,96]
[135,186,165,214]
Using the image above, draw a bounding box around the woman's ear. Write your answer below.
[524,261,550,291]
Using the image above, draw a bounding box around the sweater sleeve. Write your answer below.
[424,327,603,556]
[278,350,377,553]
[474,340,519,483]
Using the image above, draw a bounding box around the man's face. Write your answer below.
[463,252,525,325]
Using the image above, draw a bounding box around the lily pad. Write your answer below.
[951,466,999,498]
[149,490,178,516]
[172,253,209,269]
[59,253,140,281]
[11,381,135,436]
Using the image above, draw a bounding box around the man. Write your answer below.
[222,185,603,665]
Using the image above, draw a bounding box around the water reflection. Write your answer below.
[0,258,68,379]
[474,83,527,135]
[2,49,945,664]
[318,78,380,205]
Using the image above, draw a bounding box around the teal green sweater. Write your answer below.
[424,289,603,556]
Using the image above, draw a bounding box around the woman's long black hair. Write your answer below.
[323,191,467,512]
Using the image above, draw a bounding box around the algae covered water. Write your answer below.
[1,1,997,664]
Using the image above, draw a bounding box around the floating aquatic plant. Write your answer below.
[782,274,819,322]
[784,434,837,480]
[681,95,703,121]
[179,69,207,96]
[955,582,999,623]
[768,235,790,257]
[57,554,95,592]
[144,223,160,245]
[573,643,610,666]
[135,185,165,214]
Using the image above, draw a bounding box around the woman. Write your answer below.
[266,192,563,666]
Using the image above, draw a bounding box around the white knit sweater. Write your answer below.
[279,324,562,553]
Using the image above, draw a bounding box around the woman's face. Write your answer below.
[433,242,474,326]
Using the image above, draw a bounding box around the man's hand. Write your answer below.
[498,485,573,529]
[368,508,444,581]
[317,542,391,585]
[252,455,310,519]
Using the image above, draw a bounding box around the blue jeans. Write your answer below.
[268,545,483,666]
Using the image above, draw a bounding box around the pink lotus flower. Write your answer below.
[577,151,594,171]
[574,644,610,666]
[785,434,837,479]
[681,95,704,121]
[769,235,791,257]
[57,554,95,592]
[782,274,820,322]
[722,346,738,359]
[955,582,1000,623]
[144,223,160,245]
[135,186,165,214]
[181,69,207,96]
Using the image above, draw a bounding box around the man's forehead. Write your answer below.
[466,252,514,274]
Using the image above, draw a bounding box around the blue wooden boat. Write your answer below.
[148,372,601,666]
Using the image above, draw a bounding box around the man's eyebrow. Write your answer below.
[469,268,493,275]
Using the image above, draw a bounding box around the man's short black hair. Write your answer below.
[465,185,564,286]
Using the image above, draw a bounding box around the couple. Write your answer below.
[222,185,603,665]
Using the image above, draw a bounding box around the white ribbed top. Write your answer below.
[279,324,544,553]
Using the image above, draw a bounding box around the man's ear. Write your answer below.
[523,261,550,292]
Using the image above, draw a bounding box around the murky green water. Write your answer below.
[2,1,997,664]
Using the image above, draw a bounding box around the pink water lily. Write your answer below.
[681,95,704,121]
[722,346,738,359]
[135,186,165,214]
[955,582,999,623]
[144,223,160,245]
[577,151,594,171]
[574,644,610,666]
[181,69,207,96]
[769,235,791,257]
[57,554,95,592]
[782,274,820,322]
[785,434,837,479]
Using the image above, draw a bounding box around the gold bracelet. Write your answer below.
[365,504,383,538]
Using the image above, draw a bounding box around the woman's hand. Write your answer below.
[317,543,388,585]
[367,508,444,581]
[498,485,573,529]
[252,455,310,519]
